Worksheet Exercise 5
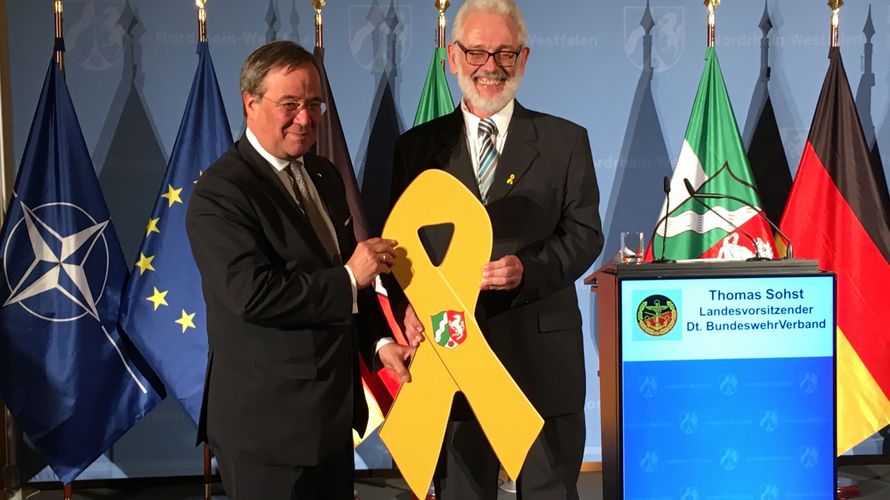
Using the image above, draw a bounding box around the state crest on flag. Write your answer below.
[431,310,466,349]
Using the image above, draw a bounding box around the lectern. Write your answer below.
[588,260,836,498]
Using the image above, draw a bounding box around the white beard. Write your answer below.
[457,68,521,116]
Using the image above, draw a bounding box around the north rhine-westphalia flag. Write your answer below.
[651,48,775,261]
[0,54,162,484]
[414,47,454,127]
[780,48,890,454]
[314,46,400,446]
[119,42,232,425]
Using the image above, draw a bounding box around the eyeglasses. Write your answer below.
[262,95,327,116]
[454,41,523,67]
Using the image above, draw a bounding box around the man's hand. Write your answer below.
[481,255,523,291]
[346,238,397,288]
[378,343,416,383]
[402,303,425,347]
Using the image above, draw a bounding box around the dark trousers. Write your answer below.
[433,405,585,500]
[210,438,354,500]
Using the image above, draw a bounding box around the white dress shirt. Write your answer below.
[461,98,515,179]
[245,129,359,313]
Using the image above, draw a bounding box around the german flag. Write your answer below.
[780,47,890,454]
[314,46,401,446]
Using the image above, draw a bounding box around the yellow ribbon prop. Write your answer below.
[379,170,543,497]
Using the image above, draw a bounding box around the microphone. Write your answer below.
[649,176,675,264]
[682,178,770,261]
[683,179,794,259]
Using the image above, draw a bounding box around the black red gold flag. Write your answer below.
[780,48,890,453]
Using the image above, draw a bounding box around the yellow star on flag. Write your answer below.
[175,309,197,333]
[146,287,168,311]
[161,184,183,207]
[145,217,160,237]
[134,253,155,275]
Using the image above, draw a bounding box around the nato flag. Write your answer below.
[0,57,162,484]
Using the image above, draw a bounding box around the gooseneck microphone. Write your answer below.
[682,178,769,261]
[649,176,676,264]
[683,179,794,259]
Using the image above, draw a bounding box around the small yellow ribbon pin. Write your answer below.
[506,173,516,185]
[380,170,543,497]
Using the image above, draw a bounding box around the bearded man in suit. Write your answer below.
[390,1,603,498]
[187,41,415,499]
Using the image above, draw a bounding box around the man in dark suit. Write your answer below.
[390,1,603,498]
[186,41,415,499]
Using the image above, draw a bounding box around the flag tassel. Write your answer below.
[436,0,450,48]
[705,0,719,48]
[196,1,207,44]
[828,0,843,48]
[53,0,64,70]
[313,0,325,49]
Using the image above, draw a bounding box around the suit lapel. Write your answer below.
[237,139,336,265]
[486,102,539,203]
[433,109,482,200]
[238,139,302,215]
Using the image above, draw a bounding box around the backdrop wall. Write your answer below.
[5,0,890,480]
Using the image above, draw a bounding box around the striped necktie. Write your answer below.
[477,118,498,203]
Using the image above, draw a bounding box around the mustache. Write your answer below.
[472,70,508,81]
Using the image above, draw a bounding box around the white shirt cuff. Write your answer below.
[344,264,358,314]
[374,337,395,356]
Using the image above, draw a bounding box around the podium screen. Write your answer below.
[619,274,835,498]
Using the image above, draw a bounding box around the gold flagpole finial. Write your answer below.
[435,0,451,48]
[705,0,720,48]
[828,0,843,47]
[196,0,207,43]
[54,0,64,70]
[312,0,326,49]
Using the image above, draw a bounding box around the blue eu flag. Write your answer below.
[119,42,232,425]
[0,57,162,484]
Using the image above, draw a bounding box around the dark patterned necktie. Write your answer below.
[285,161,341,264]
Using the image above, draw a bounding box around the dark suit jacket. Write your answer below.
[391,103,603,417]
[186,137,385,466]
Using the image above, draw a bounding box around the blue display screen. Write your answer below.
[620,275,835,499]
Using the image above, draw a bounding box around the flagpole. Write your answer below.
[826,4,858,497]
[193,3,214,499]
[705,0,719,48]
[54,4,74,497]
[53,0,63,70]
[829,0,843,48]
[436,0,450,48]
[0,0,14,230]
[203,443,212,500]
[313,0,325,49]
[196,0,207,43]
[0,0,14,454]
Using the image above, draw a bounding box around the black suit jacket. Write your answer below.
[186,137,385,466]
[391,103,603,417]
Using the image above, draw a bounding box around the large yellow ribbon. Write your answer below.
[379,170,543,497]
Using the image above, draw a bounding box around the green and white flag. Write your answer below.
[414,47,455,126]
[651,47,775,261]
